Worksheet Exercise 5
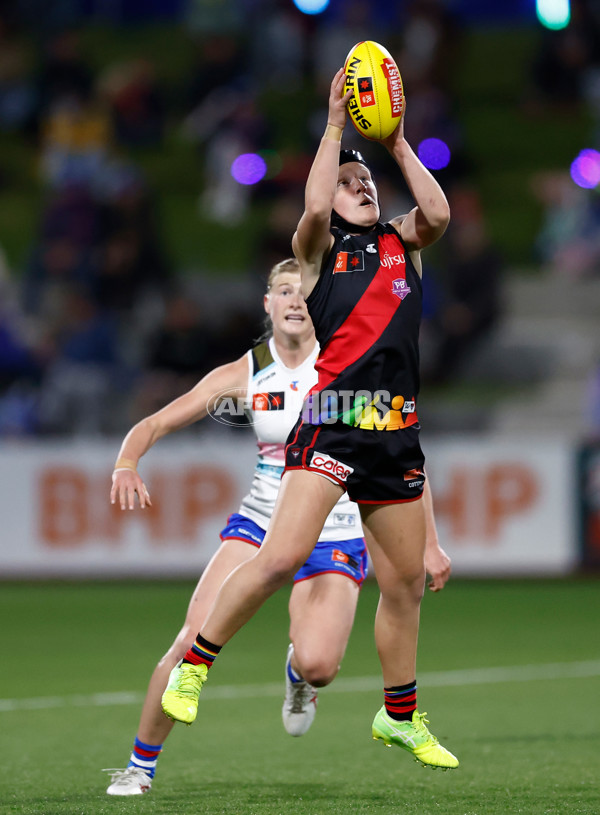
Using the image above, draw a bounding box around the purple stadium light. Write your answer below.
[231,153,267,186]
[418,138,451,171]
[570,149,600,189]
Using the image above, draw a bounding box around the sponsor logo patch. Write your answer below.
[357,76,375,107]
[334,250,365,273]
[381,58,404,116]
[333,513,357,527]
[381,252,405,269]
[310,451,354,482]
[392,278,411,300]
[404,468,425,482]
[256,370,276,384]
[252,392,285,411]
[331,550,359,569]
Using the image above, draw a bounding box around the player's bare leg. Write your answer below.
[362,501,458,769]
[361,501,425,687]
[200,471,343,645]
[138,540,256,743]
[161,471,343,724]
[283,572,359,734]
[105,540,255,795]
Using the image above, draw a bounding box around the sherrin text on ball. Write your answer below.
[343,41,404,140]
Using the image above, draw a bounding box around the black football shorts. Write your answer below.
[284,418,426,504]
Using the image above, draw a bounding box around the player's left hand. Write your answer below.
[425,540,451,592]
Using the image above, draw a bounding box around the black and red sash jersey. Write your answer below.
[303,222,421,431]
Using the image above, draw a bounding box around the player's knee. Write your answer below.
[260,558,298,590]
[257,550,304,588]
[294,649,340,687]
[379,566,425,605]
[303,661,339,687]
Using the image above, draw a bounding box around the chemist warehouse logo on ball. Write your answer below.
[207,388,285,427]
[381,58,404,116]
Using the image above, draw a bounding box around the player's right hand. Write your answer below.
[328,67,352,129]
[110,469,152,510]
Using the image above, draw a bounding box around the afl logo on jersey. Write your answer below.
[334,250,365,273]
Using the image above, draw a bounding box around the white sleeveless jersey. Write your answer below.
[238,337,362,540]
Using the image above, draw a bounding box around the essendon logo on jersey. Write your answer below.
[252,391,285,411]
[357,76,375,107]
[334,250,365,273]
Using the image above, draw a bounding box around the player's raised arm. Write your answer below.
[110,356,248,510]
[292,68,352,297]
[383,117,450,253]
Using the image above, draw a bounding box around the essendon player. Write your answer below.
[161,68,459,771]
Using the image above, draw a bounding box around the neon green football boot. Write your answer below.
[161,661,208,725]
[372,707,459,769]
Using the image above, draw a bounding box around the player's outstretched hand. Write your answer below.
[111,469,152,511]
[328,68,353,130]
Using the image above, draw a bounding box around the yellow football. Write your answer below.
[343,41,404,141]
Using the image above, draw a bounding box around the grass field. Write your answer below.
[1,577,599,815]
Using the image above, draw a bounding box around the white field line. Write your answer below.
[1,659,599,713]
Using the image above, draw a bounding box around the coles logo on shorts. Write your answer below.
[310,451,354,482]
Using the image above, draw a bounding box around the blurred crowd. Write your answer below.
[528,0,600,279]
[0,0,598,437]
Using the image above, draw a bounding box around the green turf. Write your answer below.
[0,578,599,814]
